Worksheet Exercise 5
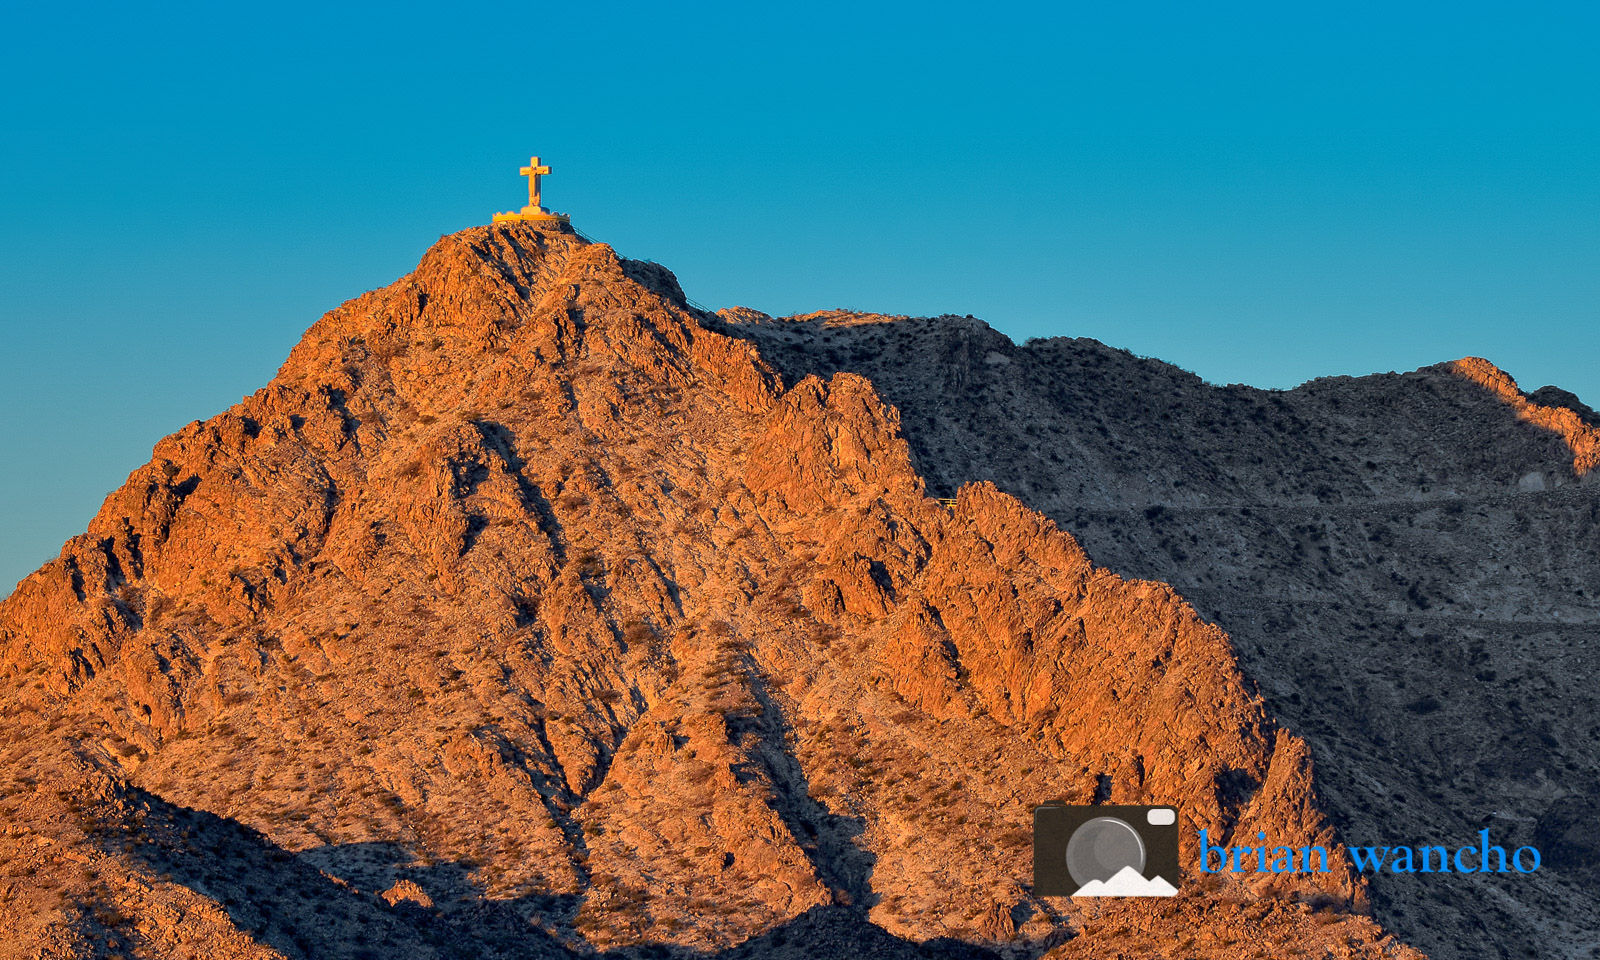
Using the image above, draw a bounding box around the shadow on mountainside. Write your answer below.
[738,670,880,915]
[106,785,1001,960]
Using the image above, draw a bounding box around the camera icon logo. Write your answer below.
[1033,804,1180,897]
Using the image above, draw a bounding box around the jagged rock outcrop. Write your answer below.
[1448,356,1600,476]
[0,224,1419,958]
[724,307,1600,959]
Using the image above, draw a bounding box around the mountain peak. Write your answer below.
[1,222,1430,958]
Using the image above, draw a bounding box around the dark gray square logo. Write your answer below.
[1033,804,1180,896]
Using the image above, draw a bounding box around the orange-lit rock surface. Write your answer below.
[0,223,1423,958]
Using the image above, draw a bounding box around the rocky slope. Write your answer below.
[0,223,1423,958]
[723,308,1600,959]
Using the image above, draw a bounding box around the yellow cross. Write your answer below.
[493,154,570,223]
[519,156,552,212]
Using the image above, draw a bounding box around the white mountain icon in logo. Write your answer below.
[1071,865,1179,897]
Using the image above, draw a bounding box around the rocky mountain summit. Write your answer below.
[5,220,1568,958]
[723,309,1600,959]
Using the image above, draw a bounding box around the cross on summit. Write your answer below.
[520,158,551,210]
[494,154,570,224]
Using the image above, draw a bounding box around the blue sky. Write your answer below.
[2,2,1598,595]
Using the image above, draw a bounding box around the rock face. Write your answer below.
[0,224,1425,958]
[725,309,1600,959]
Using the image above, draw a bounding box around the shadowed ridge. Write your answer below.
[723,308,1600,960]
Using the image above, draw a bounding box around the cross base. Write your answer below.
[493,208,571,223]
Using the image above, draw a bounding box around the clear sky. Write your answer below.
[2,2,1598,596]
